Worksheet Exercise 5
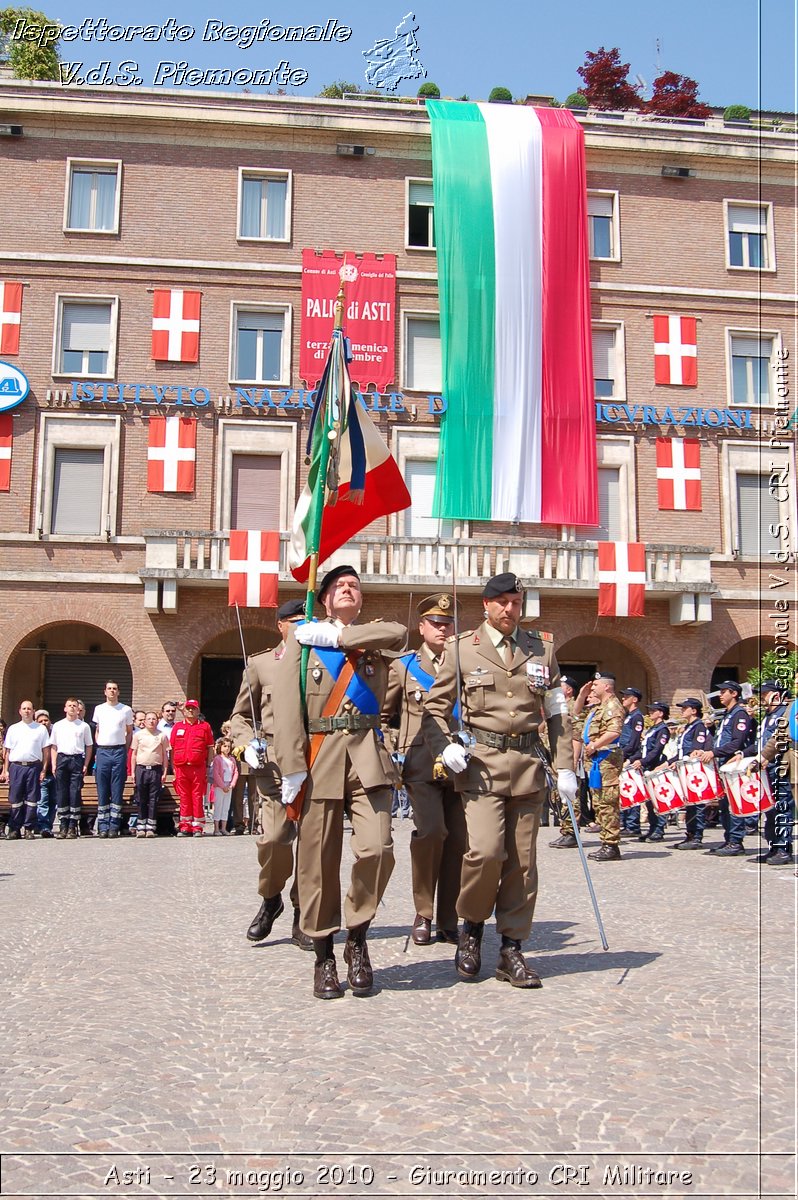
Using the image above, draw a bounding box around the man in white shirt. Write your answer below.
[91,680,134,838]
[50,697,94,839]
[1,700,53,839]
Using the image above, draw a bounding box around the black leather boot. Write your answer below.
[291,908,314,951]
[246,893,284,942]
[313,934,343,999]
[455,920,484,979]
[343,922,374,996]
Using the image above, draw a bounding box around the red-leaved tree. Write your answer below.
[576,46,643,111]
[646,71,712,118]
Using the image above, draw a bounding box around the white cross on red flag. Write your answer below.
[151,289,201,362]
[656,437,702,511]
[0,281,23,355]
[228,530,280,608]
[653,314,697,386]
[147,416,196,492]
[0,413,12,491]
[598,541,646,618]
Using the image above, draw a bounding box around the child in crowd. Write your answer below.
[211,737,238,835]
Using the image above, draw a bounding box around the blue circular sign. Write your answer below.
[0,361,30,413]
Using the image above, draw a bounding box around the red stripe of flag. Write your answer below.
[0,281,23,356]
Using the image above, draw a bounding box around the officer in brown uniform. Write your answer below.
[382,593,467,946]
[580,670,625,861]
[273,565,406,1000]
[421,573,576,988]
[229,598,312,952]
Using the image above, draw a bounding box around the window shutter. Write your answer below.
[63,304,110,351]
[737,474,779,557]
[230,454,281,530]
[575,467,620,541]
[728,204,765,234]
[403,458,452,538]
[592,329,615,380]
[409,180,434,206]
[51,448,104,535]
[588,193,613,218]
[406,319,441,391]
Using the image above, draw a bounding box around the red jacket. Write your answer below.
[170,720,214,767]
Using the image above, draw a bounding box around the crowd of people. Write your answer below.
[2,570,796,1002]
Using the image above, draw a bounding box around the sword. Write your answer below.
[233,602,267,768]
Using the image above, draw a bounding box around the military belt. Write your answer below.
[307,713,380,734]
[468,727,540,753]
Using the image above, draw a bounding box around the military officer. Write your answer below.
[549,675,582,849]
[229,598,312,952]
[273,565,406,1000]
[580,671,625,861]
[382,593,467,946]
[421,572,576,989]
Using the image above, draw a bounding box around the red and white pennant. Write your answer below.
[0,281,23,355]
[147,416,196,492]
[656,437,701,511]
[228,530,280,608]
[598,541,646,618]
[0,413,12,491]
[151,289,201,362]
[653,314,697,386]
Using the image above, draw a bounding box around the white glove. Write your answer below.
[280,770,307,807]
[441,742,469,774]
[557,768,578,804]
[244,739,267,770]
[294,623,340,649]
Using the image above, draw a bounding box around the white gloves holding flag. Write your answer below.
[294,623,340,649]
[557,768,578,804]
[441,742,469,774]
[280,770,307,808]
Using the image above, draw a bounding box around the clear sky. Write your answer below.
[22,0,797,111]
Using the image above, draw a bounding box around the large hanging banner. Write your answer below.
[300,249,396,392]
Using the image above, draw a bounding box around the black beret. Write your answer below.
[482,572,523,599]
[594,670,616,682]
[620,687,642,700]
[276,599,307,622]
[318,564,360,600]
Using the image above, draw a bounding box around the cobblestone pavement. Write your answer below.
[1,818,795,1199]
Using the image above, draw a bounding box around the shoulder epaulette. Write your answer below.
[445,629,474,644]
[526,629,553,642]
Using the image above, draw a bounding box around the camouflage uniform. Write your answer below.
[583,695,624,846]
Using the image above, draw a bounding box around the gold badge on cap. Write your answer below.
[438,594,451,610]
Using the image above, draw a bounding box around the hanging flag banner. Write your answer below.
[0,412,12,490]
[427,101,597,525]
[300,249,396,392]
[653,315,697,386]
[598,542,647,618]
[0,281,23,356]
[147,415,197,492]
[151,289,201,362]
[228,530,280,608]
[656,437,702,510]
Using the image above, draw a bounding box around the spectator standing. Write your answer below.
[170,700,214,836]
[2,701,52,839]
[91,681,134,838]
[50,697,93,838]
[34,710,56,837]
[127,710,146,834]
[211,737,239,835]
[131,712,170,838]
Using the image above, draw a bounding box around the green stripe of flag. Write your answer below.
[428,101,495,522]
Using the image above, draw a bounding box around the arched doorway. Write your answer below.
[557,634,652,699]
[191,627,278,735]
[3,623,133,718]
[712,634,797,693]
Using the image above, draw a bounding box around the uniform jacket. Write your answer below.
[669,718,709,762]
[619,709,645,762]
[761,698,798,787]
[228,640,285,786]
[381,644,448,783]
[639,721,670,770]
[273,619,407,800]
[421,621,573,797]
[170,720,214,768]
[713,703,756,764]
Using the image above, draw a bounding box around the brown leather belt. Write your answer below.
[307,713,380,734]
[469,727,540,753]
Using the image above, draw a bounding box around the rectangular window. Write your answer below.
[65,160,121,233]
[592,327,618,398]
[230,454,282,529]
[730,333,774,406]
[575,467,621,541]
[55,298,117,378]
[736,474,780,558]
[232,307,287,385]
[587,191,618,260]
[238,170,290,241]
[404,315,441,392]
[407,179,435,249]
[726,202,772,270]
[403,458,453,538]
[51,448,104,535]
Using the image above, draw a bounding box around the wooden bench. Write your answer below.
[0,774,177,831]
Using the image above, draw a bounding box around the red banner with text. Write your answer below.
[300,249,396,392]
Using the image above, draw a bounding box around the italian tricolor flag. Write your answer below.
[428,101,598,525]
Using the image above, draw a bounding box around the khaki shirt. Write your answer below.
[422,621,573,797]
[382,643,448,783]
[228,640,285,785]
[273,619,407,800]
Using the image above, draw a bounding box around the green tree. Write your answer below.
[565,91,588,108]
[0,6,60,80]
[748,649,798,694]
[318,80,361,99]
[417,81,440,99]
[724,104,751,122]
[488,86,513,103]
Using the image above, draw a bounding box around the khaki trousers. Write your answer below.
[254,774,298,908]
[458,790,544,942]
[406,779,467,931]
[297,765,394,938]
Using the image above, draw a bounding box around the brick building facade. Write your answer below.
[0,83,794,729]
